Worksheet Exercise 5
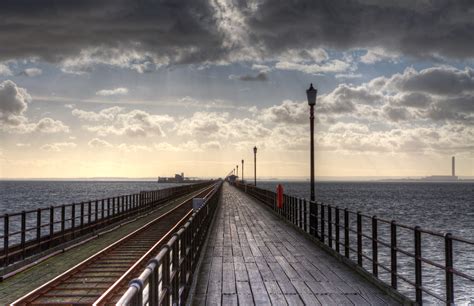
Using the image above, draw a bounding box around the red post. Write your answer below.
[277,184,284,209]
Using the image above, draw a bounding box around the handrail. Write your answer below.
[0,181,213,268]
[117,181,223,305]
[232,181,473,305]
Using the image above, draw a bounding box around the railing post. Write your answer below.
[320,204,325,243]
[414,226,422,305]
[299,198,303,229]
[107,198,111,221]
[80,202,84,231]
[162,248,171,306]
[21,211,26,259]
[49,206,54,246]
[61,205,65,241]
[304,199,308,233]
[101,199,105,221]
[149,260,159,305]
[172,239,179,305]
[391,220,397,289]
[344,209,349,258]
[95,200,98,224]
[37,208,42,248]
[71,204,76,238]
[293,197,296,225]
[4,214,9,267]
[335,207,340,253]
[88,201,92,225]
[328,205,332,248]
[445,233,454,305]
[372,215,378,277]
[315,203,319,239]
[357,211,362,267]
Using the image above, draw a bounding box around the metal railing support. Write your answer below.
[414,226,422,305]
[372,215,378,277]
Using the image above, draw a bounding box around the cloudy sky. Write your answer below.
[0,0,473,179]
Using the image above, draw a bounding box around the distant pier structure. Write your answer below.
[158,172,185,183]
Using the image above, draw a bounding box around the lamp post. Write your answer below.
[236,165,239,178]
[253,146,257,186]
[241,159,244,183]
[306,83,317,202]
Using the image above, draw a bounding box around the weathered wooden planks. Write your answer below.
[191,184,399,305]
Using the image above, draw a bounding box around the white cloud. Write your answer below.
[117,143,152,152]
[60,48,167,74]
[0,63,12,76]
[0,80,69,134]
[88,138,113,148]
[40,142,77,152]
[335,73,362,79]
[154,140,216,152]
[35,118,70,133]
[21,68,42,77]
[275,59,351,75]
[277,48,329,63]
[260,100,307,124]
[16,143,31,147]
[251,64,272,73]
[360,48,400,64]
[178,111,271,141]
[0,80,31,118]
[74,107,173,137]
[96,87,129,96]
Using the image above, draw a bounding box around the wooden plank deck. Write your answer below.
[191,183,400,305]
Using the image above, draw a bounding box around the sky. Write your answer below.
[0,0,473,179]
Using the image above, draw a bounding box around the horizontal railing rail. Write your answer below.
[117,181,223,306]
[233,182,474,306]
[0,181,213,269]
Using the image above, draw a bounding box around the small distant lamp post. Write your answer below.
[236,165,239,178]
[306,83,317,202]
[253,146,257,186]
[241,159,244,183]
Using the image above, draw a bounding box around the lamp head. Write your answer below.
[253,146,257,154]
[306,83,317,106]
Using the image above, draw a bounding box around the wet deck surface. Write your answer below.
[191,184,400,305]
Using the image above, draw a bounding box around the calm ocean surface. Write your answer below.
[0,180,473,303]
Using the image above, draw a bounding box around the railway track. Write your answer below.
[12,184,217,305]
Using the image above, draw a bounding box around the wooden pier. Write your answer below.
[190,184,400,305]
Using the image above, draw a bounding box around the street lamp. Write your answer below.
[236,165,239,178]
[253,146,257,186]
[241,159,244,183]
[306,83,317,202]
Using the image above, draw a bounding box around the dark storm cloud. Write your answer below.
[0,0,473,64]
[244,0,474,59]
[232,72,268,81]
[393,67,474,96]
[0,0,223,63]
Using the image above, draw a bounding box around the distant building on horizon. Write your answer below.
[420,156,458,182]
[158,172,185,183]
